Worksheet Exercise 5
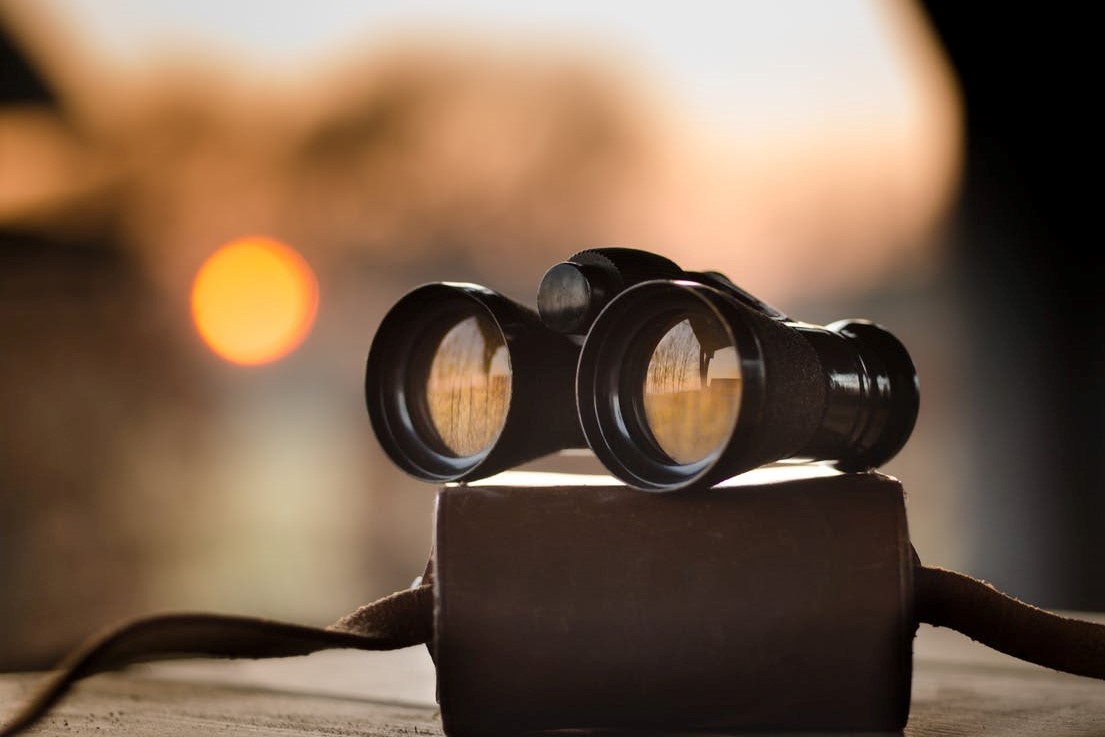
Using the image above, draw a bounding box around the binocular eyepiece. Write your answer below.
[365,248,919,491]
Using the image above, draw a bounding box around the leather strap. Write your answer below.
[0,584,432,737]
[915,565,1105,679]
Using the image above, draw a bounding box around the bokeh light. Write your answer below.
[190,236,318,365]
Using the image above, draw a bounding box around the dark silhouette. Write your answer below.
[919,3,1104,609]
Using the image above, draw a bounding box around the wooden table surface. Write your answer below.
[2,620,1104,736]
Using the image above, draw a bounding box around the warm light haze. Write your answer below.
[190,236,318,365]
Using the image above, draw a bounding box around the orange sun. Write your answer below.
[190,236,319,366]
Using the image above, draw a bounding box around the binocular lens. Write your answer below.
[641,313,741,464]
[366,282,586,483]
[421,313,511,457]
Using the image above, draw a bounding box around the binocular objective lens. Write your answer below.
[367,280,585,483]
[422,314,512,457]
[641,313,742,464]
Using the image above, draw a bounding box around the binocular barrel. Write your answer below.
[365,250,919,490]
[575,279,919,491]
[364,282,585,483]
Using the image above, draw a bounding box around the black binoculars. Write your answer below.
[365,248,919,491]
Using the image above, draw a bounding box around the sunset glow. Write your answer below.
[190,236,319,365]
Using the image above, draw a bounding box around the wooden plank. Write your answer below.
[0,670,440,736]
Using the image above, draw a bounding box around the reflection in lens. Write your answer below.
[642,315,741,464]
[425,314,512,456]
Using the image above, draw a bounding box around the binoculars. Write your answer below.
[365,248,919,491]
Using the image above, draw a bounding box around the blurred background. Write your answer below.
[1,0,1100,670]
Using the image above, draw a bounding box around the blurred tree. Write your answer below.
[2,13,213,670]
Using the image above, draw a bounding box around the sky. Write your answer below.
[13,0,931,135]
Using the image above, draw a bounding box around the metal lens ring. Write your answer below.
[366,283,512,482]
[577,280,765,492]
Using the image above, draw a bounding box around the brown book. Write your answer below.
[433,465,914,735]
